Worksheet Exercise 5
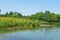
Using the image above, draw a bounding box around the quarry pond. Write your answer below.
[0,26,60,40]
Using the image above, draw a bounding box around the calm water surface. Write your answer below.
[0,27,60,40]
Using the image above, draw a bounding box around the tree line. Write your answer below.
[29,11,60,22]
[0,10,60,22]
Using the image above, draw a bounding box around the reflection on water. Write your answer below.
[0,27,60,40]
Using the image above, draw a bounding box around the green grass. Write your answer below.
[0,17,41,34]
[0,17,60,34]
[0,17,40,28]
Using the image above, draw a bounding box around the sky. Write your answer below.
[0,0,60,15]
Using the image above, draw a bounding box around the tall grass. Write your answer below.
[0,17,40,28]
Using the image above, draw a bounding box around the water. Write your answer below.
[0,27,60,40]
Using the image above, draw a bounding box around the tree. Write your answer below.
[0,9,1,14]
[45,11,50,14]
[55,14,60,22]
[29,12,43,20]
[13,12,22,18]
[40,11,57,22]
[5,11,22,18]
[9,11,13,15]
[18,13,22,17]
[0,9,1,16]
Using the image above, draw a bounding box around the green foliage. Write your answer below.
[29,12,43,20]
[0,17,40,28]
[0,10,60,29]
[29,11,60,22]
[0,10,60,23]
[1,11,22,18]
[40,11,57,22]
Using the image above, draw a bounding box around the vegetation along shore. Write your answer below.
[0,10,60,30]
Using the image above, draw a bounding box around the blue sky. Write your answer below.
[0,0,60,15]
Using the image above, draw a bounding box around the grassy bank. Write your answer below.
[0,17,60,29]
[0,17,40,28]
[0,17,60,34]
